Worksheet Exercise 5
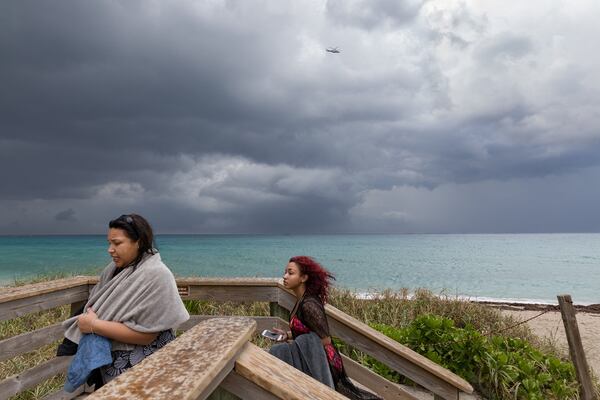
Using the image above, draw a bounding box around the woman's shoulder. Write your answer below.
[140,252,165,269]
[302,294,323,304]
[300,295,325,311]
[139,253,174,277]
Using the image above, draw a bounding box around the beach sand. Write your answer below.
[500,308,600,375]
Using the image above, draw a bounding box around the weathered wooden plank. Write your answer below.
[558,295,596,400]
[328,316,459,400]
[0,277,279,314]
[87,317,256,400]
[0,277,92,304]
[276,286,297,311]
[0,286,90,322]
[43,385,85,400]
[235,342,348,400]
[69,300,87,317]
[0,323,64,362]
[341,354,419,400]
[0,277,282,319]
[175,277,281,287]
[179,315,286,333]
[186,286,278,302]
[269,301,290,321]
[0,277,278,304]
[0,356,71,399]
[218,370,279,400]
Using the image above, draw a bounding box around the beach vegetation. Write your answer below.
[0,306,70,400]
[328,288,595,399]
[347,315,579,399]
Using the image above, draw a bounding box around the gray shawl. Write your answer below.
[63,252,189,351]
[269,332,335,389]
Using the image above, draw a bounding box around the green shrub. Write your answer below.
[363,315,579,400]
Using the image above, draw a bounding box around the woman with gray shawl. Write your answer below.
[269,256,381,400]
[60,214,189,389]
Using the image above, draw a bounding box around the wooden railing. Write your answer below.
[0,277,473,400]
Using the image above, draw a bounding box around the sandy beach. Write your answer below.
[499,308,600,375]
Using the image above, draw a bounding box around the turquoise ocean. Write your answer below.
[1,234,598,304]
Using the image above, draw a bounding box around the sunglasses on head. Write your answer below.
[110,214,133,224]
[111,214,138,235]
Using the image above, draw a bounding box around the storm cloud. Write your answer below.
[1,0,600,234]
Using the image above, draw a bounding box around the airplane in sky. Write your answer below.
[326,47,341,53]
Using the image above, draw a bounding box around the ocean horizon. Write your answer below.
[1,233,598,305]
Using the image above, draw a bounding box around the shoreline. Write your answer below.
[355,291,600,313]
[473,299,600,314]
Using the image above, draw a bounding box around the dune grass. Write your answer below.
[0,306,70,400]
[329,288,547,347]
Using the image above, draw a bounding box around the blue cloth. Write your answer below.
[64,334,112,392]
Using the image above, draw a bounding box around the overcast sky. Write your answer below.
[1,0,600,234]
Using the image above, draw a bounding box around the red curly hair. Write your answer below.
[289,256,335,303]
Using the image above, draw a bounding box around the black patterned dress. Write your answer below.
[292,295,382,400]
[100,329,176,383]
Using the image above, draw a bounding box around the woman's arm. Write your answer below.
[78,309,159,346]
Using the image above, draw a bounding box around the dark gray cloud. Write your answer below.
[55,208,77,222]
[1,0,600,234]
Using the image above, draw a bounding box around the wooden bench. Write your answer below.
[87,317,255,399]
[228,342,348,400]
[86,317,349,400]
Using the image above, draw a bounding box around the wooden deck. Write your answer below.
[0,276,474,400]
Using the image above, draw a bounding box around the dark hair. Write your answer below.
[289,256,335,303]
[109,214,157,266]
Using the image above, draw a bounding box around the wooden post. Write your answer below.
[69,300,87,317]
[269,302,290,322]
[70,284,90,316]
[557,294,596,400]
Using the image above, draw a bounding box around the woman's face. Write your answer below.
[107,228,139,268]
[283,261,306,290]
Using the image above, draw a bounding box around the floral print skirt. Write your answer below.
[100,329,175,383]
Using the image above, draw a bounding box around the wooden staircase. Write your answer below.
[0,276,474,400]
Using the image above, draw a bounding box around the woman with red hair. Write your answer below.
[269,256,381,400]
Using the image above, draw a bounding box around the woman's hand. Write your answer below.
[77,308,158,344]
[77,308,99,334]
[271,327,288,342]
